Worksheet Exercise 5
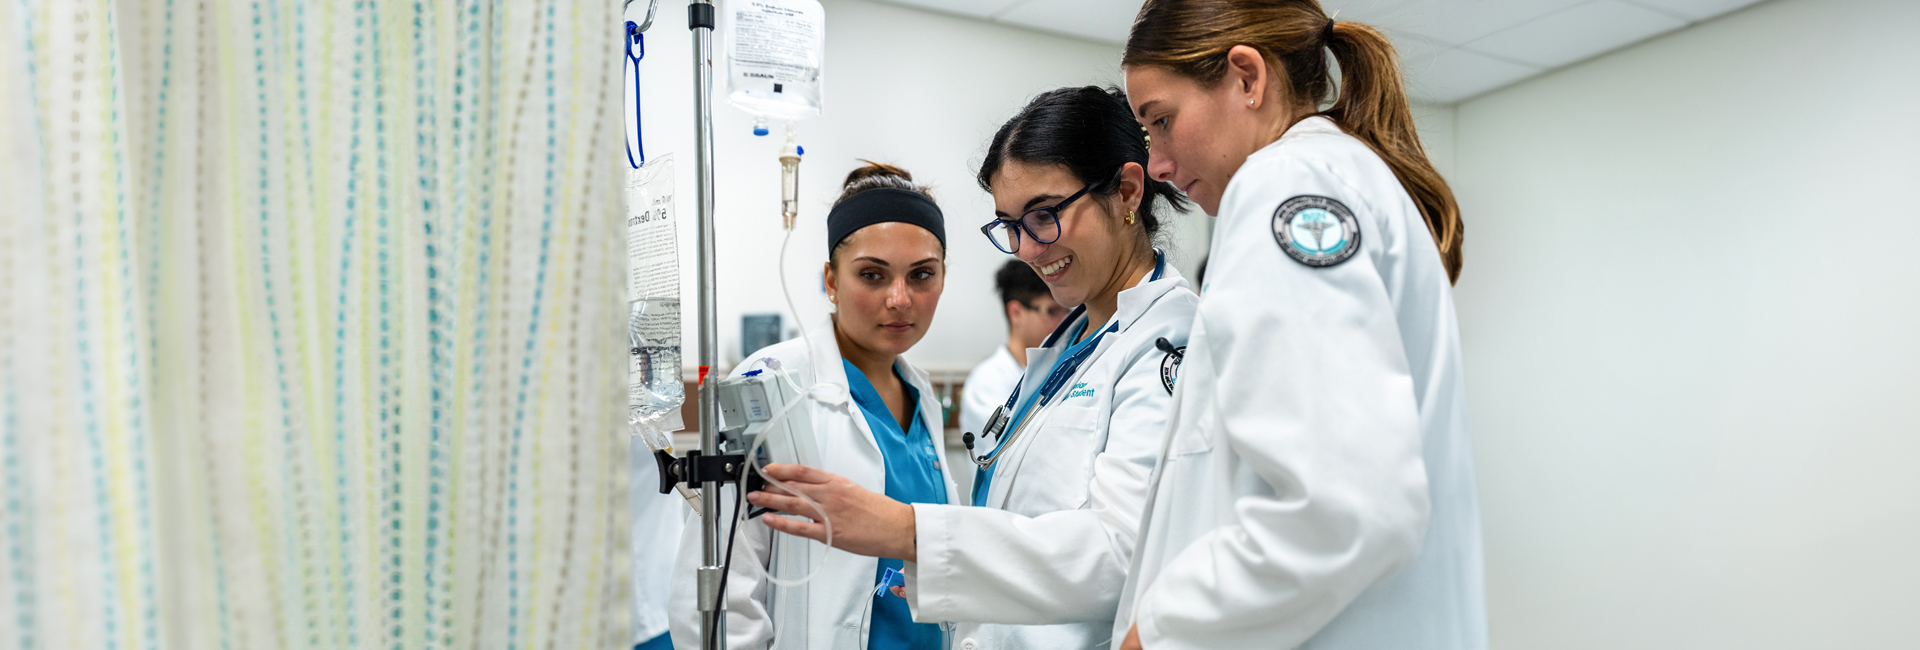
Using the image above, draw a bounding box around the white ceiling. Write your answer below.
[874,0,1769,103]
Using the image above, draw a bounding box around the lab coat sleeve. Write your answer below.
[1134,155,1430,649]
[668,487,778,650]
[905,333,1178,625]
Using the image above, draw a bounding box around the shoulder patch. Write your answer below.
[1159,346,1185,395]
[1272,195,1361,268]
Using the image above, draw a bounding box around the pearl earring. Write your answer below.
[1126,210,1137,226]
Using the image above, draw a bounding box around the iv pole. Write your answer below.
[686,0,726,648]
[629,0,723,646]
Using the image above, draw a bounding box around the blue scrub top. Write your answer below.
[841,358,946,650]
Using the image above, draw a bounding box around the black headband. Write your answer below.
[826,188,947,252]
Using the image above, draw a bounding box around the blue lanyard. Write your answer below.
[624,23,645,167]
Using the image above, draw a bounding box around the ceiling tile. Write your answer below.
[1620,0,1770,21]
[1464,0,1687,68]
[994,0,1144,44]
[1400,43,1542,103]
[1327,0,1592,45]
[878,0,1023,20]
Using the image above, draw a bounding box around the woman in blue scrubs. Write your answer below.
[669,162,960,650]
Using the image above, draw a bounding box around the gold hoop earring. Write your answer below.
[1126,210,1137,226]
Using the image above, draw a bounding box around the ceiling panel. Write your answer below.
[869,0,1773,103]
[995,0,1146,45]
[1333,0,1595,45]
[1464,0,1687,68]
[881,0,1021,20]
[1399,42,1543,103]
[1622,0,1770,21]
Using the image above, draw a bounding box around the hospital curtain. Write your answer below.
[0,1,633,649]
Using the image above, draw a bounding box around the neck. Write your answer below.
[833,319,898,387]
[1083,247,1156,335]
[1252,106,1310,157]
[1006,339,1028,367]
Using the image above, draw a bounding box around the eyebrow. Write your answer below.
[855,256,943,267]
[1021,193,1066,212]
[1135,99,1161,119]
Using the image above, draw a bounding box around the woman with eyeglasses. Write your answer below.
[747,86,1197,650]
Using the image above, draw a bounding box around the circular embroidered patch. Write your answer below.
[1159,346,1185,395]
[1272,195,1361,268]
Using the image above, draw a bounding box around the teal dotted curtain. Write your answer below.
[0,1,634,649]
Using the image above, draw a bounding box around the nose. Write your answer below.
[1147,148,1175,183]
[885,276,912,310]
[1014,237,1049,265]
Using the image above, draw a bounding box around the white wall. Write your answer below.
[633,0,1214,373]
[1448,0,1920,647]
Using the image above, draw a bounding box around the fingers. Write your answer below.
[747,491,818,518]
[760,512,827,542]
[889,586,906,599]
[760,463,832,484]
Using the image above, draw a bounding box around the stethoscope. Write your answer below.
[963,315,1114,470]
[962,253,1166,470]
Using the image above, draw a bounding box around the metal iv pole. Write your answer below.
[686,1,726,649]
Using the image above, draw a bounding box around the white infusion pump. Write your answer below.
[715,369,821,469]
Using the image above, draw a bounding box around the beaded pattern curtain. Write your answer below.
[0,1,633,649]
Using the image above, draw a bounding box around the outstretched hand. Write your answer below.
[747,463,919,562]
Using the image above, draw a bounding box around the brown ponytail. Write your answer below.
[1124,0,1465,283]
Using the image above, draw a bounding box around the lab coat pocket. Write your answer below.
[1009,404,1104,514]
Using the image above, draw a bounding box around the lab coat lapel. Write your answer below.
[802,317,883,459]
[897,358,963,506]
[989,329,1123,507]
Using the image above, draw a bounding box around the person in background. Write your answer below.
[959,260,1067,439]
[632,437,684,650]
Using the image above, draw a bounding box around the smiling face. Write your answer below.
[823,222,946,359]
[989,160,1144,313]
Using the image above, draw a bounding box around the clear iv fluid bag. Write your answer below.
[724,0,826,124]
[629,154,683,447]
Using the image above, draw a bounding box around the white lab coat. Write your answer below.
[635,436,689,644]
[959,346,1022,440]
[906,258,1197,650]
[1113,117,1487,650]
[669,322,963,650]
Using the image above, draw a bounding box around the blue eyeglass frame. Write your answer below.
[978,182,1095,254]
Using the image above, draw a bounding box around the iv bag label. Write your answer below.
[732,1,822,84]
[629,154,684,432]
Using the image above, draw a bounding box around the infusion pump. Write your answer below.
[715,369,821,469]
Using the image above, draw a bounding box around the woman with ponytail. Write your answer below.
[1112,2,1486,649]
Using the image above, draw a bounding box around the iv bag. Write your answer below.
[629,153,683,448]
[723,0,826,125]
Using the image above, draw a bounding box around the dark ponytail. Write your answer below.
[1124,0,1465,283]
[977,86,1190,247]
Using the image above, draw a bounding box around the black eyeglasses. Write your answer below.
[979,183,1094,254]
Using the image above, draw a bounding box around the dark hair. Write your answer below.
[993,260,1051,319]
[829,160,941,265]
[1124,0,1464,283]
[977,86,1190,246]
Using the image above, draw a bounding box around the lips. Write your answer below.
[1037,255,1073,280]
[881,322,913,333]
